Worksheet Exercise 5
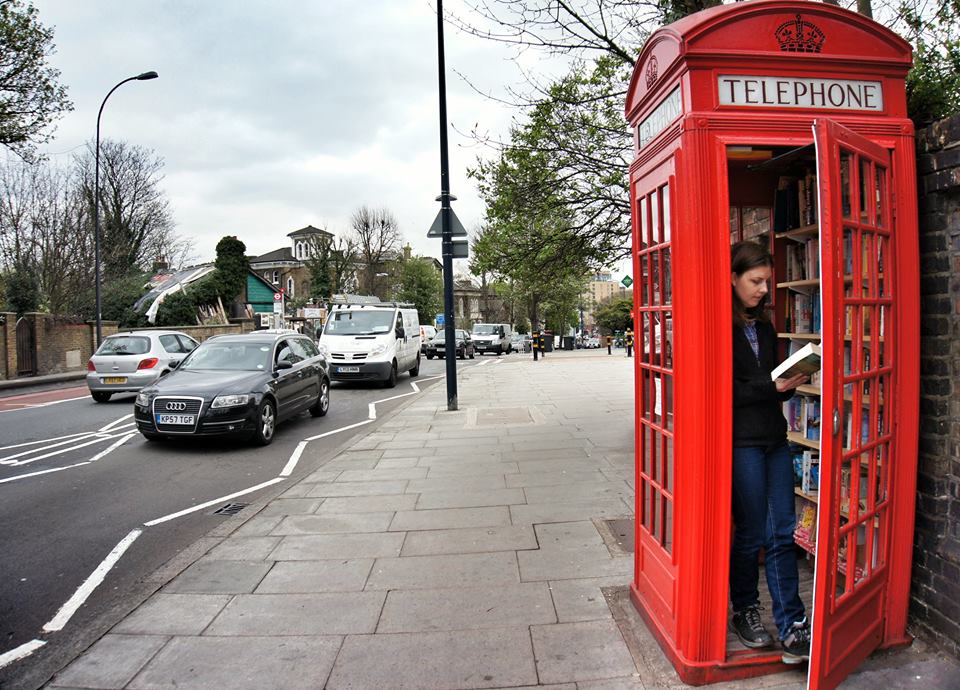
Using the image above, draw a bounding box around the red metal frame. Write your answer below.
[624,3,918,688]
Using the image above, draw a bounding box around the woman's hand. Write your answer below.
[775,373,809,392]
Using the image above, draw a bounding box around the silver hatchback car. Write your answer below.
[86,330,199,402]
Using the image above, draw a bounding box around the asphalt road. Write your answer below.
[0,355,484,690]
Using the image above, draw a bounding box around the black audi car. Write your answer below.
[134,332,330,445]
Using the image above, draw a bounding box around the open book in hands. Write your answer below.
[771,342,821,380]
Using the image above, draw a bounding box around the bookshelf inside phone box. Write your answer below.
[625,2,920,689]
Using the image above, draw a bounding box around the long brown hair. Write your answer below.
[731,240,773,327]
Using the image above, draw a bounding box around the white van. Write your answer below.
[471,323,513,355]
[318,301,421,387]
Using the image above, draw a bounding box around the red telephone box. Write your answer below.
[624,3,919,689]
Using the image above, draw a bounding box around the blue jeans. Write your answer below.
[730,443,806,639]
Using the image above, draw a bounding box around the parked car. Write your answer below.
[419,325,437,353]
[86,330,199,403]
[509,332,525,352]
[471,323,513,355]
[133,332,330,445]
[424,329,475,359]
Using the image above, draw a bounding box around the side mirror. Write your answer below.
[275,360,293,371]
[396,327,405,339]
[169,360,180,370]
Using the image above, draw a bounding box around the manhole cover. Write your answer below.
[603,518,635,553]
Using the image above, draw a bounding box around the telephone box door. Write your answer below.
[810,118,894,690]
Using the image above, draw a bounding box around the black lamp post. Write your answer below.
[93,71,158,346]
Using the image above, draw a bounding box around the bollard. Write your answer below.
[606,335,612,355]
[532,330,539,361]
[625,328,634,358]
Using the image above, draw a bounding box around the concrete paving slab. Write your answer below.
[231,515,282,537]
[506,470,608,488]
[315,493,418,514]
[206,536,281,560]
[375,456,423,468]
[422,451,504,464]
[271,512,395,535]
[515,459,604,474]
[380,446,437,459]
[257,498,322,516]
[576,679,646,690]
[524,481,632,505]
[112,594,232,635]
[326,628,537,690]
[535,521,607,549]
[424,461,520,477]
[164,560,272,594]
[407,474,508,493]
[255,559,374,593]
[366,552,520,590]
[127,635,341,690]
[49,634,168,689]
[269,532,405,560]
[389,506,512,532]
[519,545,632,582]
[204,591,386,635]
[400,525,538,556]
[531,619,637,684]
[377,583,556,632]
[548,577,628,623]
[335,466,429,481]
[304,480,409,497]
[511,500,632,526]
[415,487,526,510]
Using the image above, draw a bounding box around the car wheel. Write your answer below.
[310,378,330,417]
[383,362,397,388]
[496,346,503,356]
[469,349,475,359]
[91,391,112,403]
[458,348,465,360]
[409,355,420,377]
[426,353,434,360]
[253,399,276,446]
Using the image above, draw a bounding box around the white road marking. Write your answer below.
[143,478,285,527]
[0,462,92,485]
[43,529,143,632]
[6,432,130,467]
[0,639,46,671]
[368,402,376,419]
[88,433,135,463]
[280,441,308,477]
[99,414,134,432]
[303,418,372,442]
[33,395,91,407]
[0,431,92,452]
[1,433,99,464]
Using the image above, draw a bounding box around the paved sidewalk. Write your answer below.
[45,351,959,689]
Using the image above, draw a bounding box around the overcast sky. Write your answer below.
[29,0,571,270]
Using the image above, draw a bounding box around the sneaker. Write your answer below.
[781,618,811,664]
[731,605,775,649]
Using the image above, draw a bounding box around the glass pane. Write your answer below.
[663,373,673,432]
[664,434,674,492]
[642,425,652,476]
[641,313,651,366]
[729,206,740,240]
[859,157,870,222]
[663,311,673,370]
[662,182,671,242]
[653,372,663,426]
[651,190,661,245]
[649,427,659,484]
[862,305,873,341]
[663,247,672,305]
[640,195,649,248]
[838,531,853,595]
[875,167,885,228]
[640,254,649,306]
[663,496,673,554]
[841,152,852,219]
[652,252,661,306]
[651,484,660,540]
[877,236,887,297]
[844,305,857,344]
[840,459,855,517]
[643,482,653,532]
[862,233,874,298]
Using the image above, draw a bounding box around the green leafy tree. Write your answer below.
[3,256,40,314]
[397,257,442,325]
[0,0,73,160]
[100,271,150,328]
[213,235,248,302]
[901,0,960,124]
[594,294,633,333]
[305,235,333,300]
[154,290,196,327]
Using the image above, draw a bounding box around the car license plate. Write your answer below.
[337,366,360,373]
[155,414,195,425]
[102,377,127,384]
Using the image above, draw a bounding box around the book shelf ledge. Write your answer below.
[777,278,820,291]
[775,224,818,240]
[778,332,821,341]
[788,431,820,450]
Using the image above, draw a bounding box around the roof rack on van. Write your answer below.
[329,295,415,310]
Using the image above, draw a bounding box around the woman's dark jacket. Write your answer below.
[733,319,794,448]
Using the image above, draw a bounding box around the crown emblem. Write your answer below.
[645,56,659,88]
[775,14,825,53]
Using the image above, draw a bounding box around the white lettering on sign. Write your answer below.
[718,75,883,111]
[638,87,682,149]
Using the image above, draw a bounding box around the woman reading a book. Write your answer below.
[729,241,811,664]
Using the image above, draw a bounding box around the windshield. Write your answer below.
[324,310,394,336]
[96,336,150,355]
[180,342,270,371]
[472,324,497,335]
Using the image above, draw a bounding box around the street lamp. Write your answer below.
[93,71,158,346]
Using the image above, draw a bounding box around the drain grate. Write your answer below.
[601,518,635,553]
[213,502,249,516]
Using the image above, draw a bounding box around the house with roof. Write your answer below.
[249,225,334,300]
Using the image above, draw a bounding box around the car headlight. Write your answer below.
[317,343,329,358]
[211,394,251,408]
[135,392,150,407]
[369,344,387,356]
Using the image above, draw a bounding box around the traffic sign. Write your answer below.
[426,208,468,238]
[621,275,633,288]
[273,292,283,301]
[436,313,445,327]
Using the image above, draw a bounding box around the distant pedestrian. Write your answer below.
[625,327,634,357]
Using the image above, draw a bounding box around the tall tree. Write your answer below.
[213,235,248,302]
[349,205,402,297]
[75,139,182,281]
[397,257,443,325]
[0,0,73,160]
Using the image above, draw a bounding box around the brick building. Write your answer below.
[249,225,335,300]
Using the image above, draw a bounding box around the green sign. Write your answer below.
[621,275,633,288]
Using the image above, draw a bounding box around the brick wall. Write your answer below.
[128,319,255,343]
[912,112,960,658]
[0,312,14,380]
